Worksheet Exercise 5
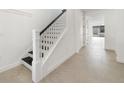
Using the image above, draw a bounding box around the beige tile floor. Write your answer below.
[0,37,124,83]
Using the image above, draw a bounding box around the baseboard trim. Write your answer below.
[105,49,124,63]
[117,56,124,63]
[105,49,115,52]
[0,62,21,73]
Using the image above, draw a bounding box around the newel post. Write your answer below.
[32,29,43,82]
[32,29,40,64]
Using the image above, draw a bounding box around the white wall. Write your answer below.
[0,9,61,71]
[104,10,116,50]
[74,10,84,52]
[104,9,124,63]
[116,10,124,62]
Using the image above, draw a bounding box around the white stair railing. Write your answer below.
[32,10,66,82]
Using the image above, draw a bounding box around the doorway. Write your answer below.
[83,9,105,49]
[91,25,105,49]
[93,25,105,37]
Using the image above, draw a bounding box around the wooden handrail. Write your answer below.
[40,9,66,35]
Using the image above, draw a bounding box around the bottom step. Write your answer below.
[22,61,32,71]
[22,56,33,70]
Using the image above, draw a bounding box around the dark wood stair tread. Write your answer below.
[22,56,33,66]
[28,51,33,54]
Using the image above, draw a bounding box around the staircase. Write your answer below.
[21,9,66,82]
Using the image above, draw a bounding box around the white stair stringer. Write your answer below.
[32,11,67,82]
[42,28,67,65]
[35,28,67,82]
[41,28,68,80]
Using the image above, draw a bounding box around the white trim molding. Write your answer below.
[117,56,124,63]
[0,62,21,73]
[0,9,32,17]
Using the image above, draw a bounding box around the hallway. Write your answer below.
[0,37,124,82]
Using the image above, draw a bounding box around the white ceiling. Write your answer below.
[83,9,105,25]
